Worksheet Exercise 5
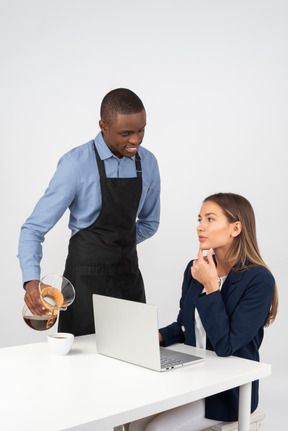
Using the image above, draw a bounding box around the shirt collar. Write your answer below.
[94,132,136,161]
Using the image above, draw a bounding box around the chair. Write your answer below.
[201,410,265,431]
[113,410,265,431]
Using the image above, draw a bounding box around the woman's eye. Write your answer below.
[208,217,214,222]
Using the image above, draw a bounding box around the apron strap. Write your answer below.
[135,153,142,178]
[93,143,106,178]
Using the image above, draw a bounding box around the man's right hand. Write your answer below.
[24,280,47,316]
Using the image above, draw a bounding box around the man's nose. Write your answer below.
[128,134,141,145]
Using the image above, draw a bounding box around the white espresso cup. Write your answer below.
[47,333,74,355]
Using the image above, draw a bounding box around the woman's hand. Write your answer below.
[191,248,219,294]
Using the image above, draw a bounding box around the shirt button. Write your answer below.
[181,326,185,332]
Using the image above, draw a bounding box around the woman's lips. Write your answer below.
[198,236,207,242]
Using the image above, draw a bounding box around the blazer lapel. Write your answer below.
[220,269,246,314]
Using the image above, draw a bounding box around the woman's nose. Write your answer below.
[197,222,204,232]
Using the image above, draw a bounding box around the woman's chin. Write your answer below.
[199,243,209,250]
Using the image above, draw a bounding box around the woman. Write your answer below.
[130,193,278,431]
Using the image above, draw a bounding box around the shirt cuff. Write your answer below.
[22,266,41,288]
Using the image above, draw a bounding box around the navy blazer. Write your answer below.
[159,260,275,422]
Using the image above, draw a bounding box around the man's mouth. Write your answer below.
[126,146,138,153]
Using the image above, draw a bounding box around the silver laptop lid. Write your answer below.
[93,294,162,371]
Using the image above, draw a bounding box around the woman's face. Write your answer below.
[197,200,239,252]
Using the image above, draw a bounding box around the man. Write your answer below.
[18,88,160,336]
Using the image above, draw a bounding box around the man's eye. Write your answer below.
[208,218,214,222]
[121,133,129,137]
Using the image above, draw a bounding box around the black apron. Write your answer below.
[58,142,145,336]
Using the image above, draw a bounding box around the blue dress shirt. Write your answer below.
[18,132,161,284]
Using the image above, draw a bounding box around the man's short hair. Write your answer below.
[100,88,145,124]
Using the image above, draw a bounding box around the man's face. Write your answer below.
[99,110,146,158]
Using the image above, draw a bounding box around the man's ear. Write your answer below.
[99,120,107,132]
[231,221,242,238]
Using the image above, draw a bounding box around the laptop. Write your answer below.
[92,294,203,371]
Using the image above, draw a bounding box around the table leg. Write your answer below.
[238,382,252,431]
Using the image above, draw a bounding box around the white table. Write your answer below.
[0,335,271,431]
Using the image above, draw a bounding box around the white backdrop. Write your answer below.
[1,0,287,428]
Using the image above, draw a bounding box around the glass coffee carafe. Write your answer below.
[23,274,75,331]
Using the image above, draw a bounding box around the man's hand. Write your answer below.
[191,248,219,294]
[24,280,47,316]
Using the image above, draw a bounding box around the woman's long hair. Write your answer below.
[203,193,278,326]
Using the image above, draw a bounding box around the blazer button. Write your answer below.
[181,325,185,332]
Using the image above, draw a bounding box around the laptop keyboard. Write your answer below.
[161,355,183,369]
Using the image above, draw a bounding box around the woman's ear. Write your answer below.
[231,221,242,238]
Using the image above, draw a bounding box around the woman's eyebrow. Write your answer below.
[198,212,218,218]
